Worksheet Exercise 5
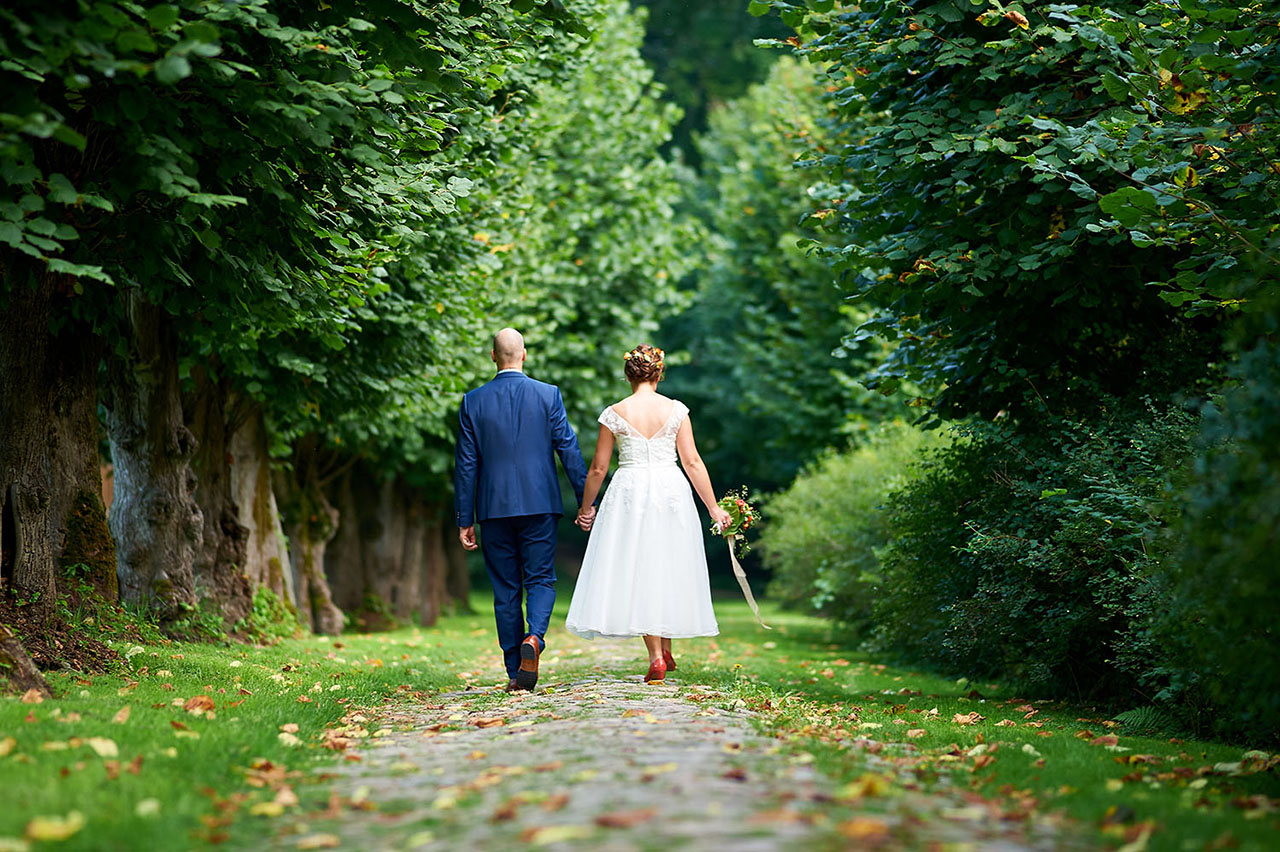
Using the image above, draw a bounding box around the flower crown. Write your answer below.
[623,346,664,364]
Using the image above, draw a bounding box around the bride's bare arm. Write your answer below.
[579,424,614,515]
[676,418,732,528]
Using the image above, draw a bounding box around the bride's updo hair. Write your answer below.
[624,344,665,384]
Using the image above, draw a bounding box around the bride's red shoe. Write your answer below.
[645,657,666,682]
[662,649,677,672]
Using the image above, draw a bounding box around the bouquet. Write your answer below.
[710,487,758,560]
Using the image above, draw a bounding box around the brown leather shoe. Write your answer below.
[515,635,540,691]
[504,678,519,692]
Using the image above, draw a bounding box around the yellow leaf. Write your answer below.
[0,838,29,852]
[295,834,341,849]
[639,762,678,781]
[434,302,445,314]
[278,732,302,747]
[519,825,594,846]
[86,738,118,758]
[0,738,17,757]
[250,802,286,818]
[24,812,85,842]
[112,706,131,724]
[19,689,43,705]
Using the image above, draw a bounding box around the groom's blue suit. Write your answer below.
[454,370,588,680]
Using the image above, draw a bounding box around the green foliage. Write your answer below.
[874,400,1196,700]
[761,423,942,627]
[662,58,896,494]
[236,586,304,645]
[1159,335,1280,743]
[633,0,789,157]
[760,0,1247,419]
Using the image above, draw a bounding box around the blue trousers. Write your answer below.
[479,513,558,680]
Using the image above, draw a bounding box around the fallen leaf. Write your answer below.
[466,750,487,761]
[491,798,520,822]
[639,762,678,781]
[541,793,570,812]
[533,761,562,772]
[85,738,118,759]
[280,723,300,734]
[278,732,302,747]
[294,833,340,849]
[24,812,85,842]
[472,717,505,728]
[595,808,657,828]
[1090,734,1120,747]
[0,738,16,757]
[249,802,286,818]
[836,773,893,799]
[1022,744,1042,758]
[112,706,131,724]
[183,695,215,714]
[838,817,890,840]
[953,712,984,726]
[134,799,160,818]
[518,825,594,845]
[20,690,43,705]
[906,729,926,738]
[995,720,1016,727]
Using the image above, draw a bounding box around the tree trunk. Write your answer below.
[1,279,60,621]
[184,368,253,627]
[106,289,201,618]
[227,411,295,612]
[322,468,448,630]
[444,511,473,613]
[0,623,52,699]
[418,505,447,626]
[276,436,344,635]
[374,480,416,621]
[48,326,115,602]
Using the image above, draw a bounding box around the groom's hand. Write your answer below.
[575,506,596,531]
[458,525,478,551]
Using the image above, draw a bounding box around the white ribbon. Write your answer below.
[727,535,771,630]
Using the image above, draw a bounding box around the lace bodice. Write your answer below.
[598,400,689,469]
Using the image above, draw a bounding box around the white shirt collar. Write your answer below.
[497,368,523,375]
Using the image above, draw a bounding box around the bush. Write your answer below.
[873,398,1197,701]
[1157,338,1280,744]
[761,422,943,627]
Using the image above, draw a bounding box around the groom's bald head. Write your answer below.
[492,328,526,370]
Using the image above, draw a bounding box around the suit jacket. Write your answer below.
[454,371,588,527]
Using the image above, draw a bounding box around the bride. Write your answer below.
[565,344,732,682]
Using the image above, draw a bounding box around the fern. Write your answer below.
[1112,706,1182,737]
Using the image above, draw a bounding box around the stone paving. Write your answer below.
[283,642,1082,851]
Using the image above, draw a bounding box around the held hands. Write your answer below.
[458,525,478,551]
[575,505,596,532]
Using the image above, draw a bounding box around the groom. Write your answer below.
[454,328,592,691]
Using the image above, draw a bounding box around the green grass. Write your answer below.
[675,600,1280,852]
[1,605,500,850]
[4,591,1276,850]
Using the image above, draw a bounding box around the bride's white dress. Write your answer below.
[565,400,719,639]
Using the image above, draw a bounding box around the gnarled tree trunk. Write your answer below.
[276,435,344,635]
[106,289,201,618]
[418,504,447,626]
[228,410,295,611]
[322,467,448,630]
[2,275,108,619]
[0,623,51,699]
[184,367,253,627]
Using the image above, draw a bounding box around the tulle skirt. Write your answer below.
[566,464,719,639]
